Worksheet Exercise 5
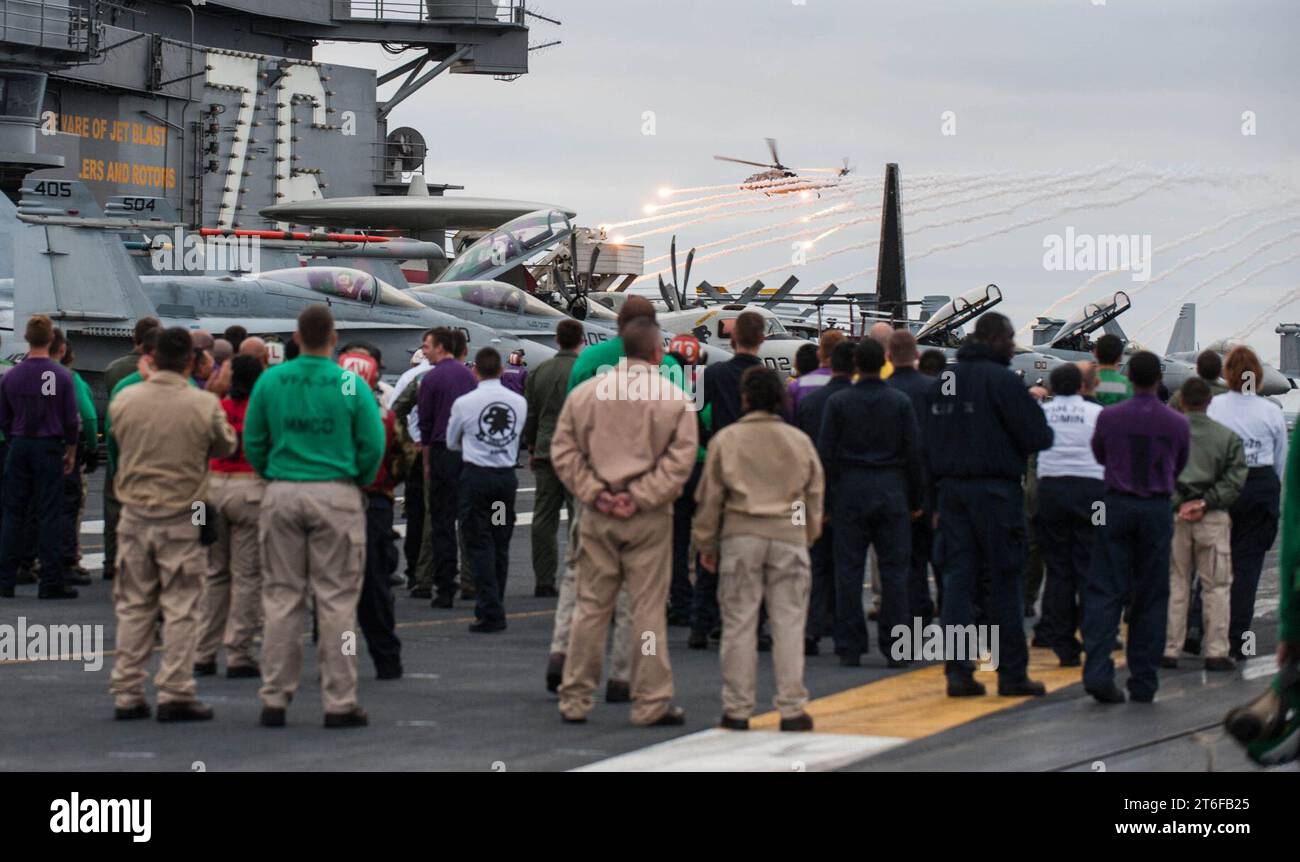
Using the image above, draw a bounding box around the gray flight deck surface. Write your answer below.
[0,468,1289,772]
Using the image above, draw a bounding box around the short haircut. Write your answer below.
[24,314,53,348]
[133,316,161,347]
[212,338,233,363]
[223,324,247,350]
[140,325,162,356]
[475,347,502,378]
[283,338,300,361]
[741,365,786,416]
[430,326,457,356]
[888,328,918,366]
[732,311,765,350]
[239,336,267,359]
[854,336,886,374]
[555,318,584,351]
[1049,362,1082,397]
[622,317,661,361]
[1127,350,1163,388]
[1224,345,1263,394]
[830,340,856,375]
[794,343,819,377]
[228,354,264,401]
[154,327,195,374]
[297,305,335,351]
[973,312,1013,345]
[817,328,845,363]
[452,329,469,360]
[1195,349,1222,382]
[1179,376,1212,410]
[617,295,657,332]
[1094,333,1125,365]
[919,349,947,377]
[49,325,66,357]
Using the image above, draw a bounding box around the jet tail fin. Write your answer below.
[1166,303,1196,355]
[19,178,104,219]
[15,221,156,333]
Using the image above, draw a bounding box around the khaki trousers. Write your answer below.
[559,506,673,724]
[196,473,265,667]
[109,510,207,708]
[549,505,632,682]
[259,481,366,714]
[1166,510,1233,659]
[718,534,811,720]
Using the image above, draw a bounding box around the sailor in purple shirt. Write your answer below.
[1081,351,1190,706]
[415,329,477,605]
[0,316,81,598]
[500,350,528,396]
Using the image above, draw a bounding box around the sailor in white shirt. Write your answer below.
[446,347,528,632]
[1204,346,1286,656]
[1034,363,1105,666]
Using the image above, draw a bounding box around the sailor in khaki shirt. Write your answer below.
[551,319,698,726]
[108,327,236,722]
[693,366,824,731]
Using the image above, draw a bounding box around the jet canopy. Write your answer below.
[915,284,1002,344]
[437,209,574,284]
[414,280,567,317]
[1048,291,1130,348]
[258,266,424,309]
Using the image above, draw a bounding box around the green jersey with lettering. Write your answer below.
[1095,368,1133,407]
[243,354,385,484]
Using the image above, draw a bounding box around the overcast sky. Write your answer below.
[318,0,1300,355]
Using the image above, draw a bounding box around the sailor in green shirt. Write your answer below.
[243,306,383,729]
[52,330,98,584]
[1093,334,1132,407]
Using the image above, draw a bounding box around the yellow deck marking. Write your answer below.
[751,646,1126,739]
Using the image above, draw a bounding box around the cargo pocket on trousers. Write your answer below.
[160,524,208,592]
[348,528,367,579]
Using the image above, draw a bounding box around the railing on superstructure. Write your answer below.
[0,0,98,57]
[336,0,525,26]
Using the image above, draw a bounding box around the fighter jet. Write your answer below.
[1031,291,1197,391]
[1162,303,1293,396]
[0,179,552,394]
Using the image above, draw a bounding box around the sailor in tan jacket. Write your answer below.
[693,365,824,731]
[108,327,237,722]
[551,319,698,726]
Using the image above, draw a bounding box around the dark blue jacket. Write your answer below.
[923,342,1053,484]
[818,378,924,510]
[699,353,762,449]
[795,375,851,442]
[888,366,938,511]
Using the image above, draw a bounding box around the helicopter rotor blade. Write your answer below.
[681,248,695,309]
[714,155,775,169]
[658,274,677,312]
[585,244,601,298]
[765,137,781,168]
[669,236,679,299]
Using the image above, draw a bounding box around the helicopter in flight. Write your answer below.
[713,138,853,196]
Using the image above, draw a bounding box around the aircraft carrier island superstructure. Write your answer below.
[0,0,537,223]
